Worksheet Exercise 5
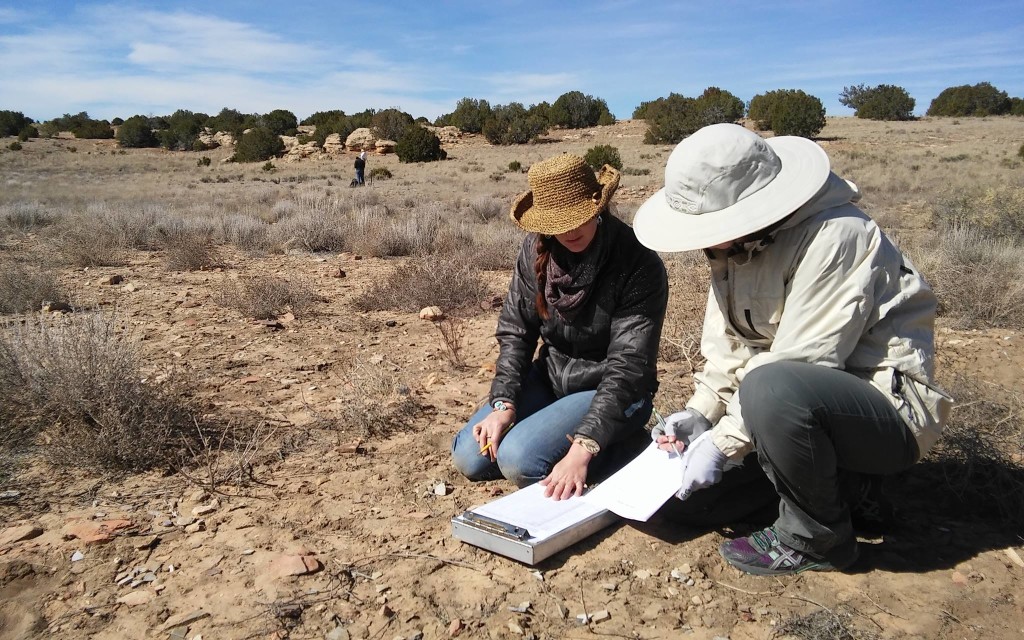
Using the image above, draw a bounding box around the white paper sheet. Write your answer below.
[581,442,682,521]
[471,482,609,541]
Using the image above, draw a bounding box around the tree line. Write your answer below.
[3,81,1021,162]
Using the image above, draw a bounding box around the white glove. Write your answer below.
[651,409,712,445]
[676,430,728,500]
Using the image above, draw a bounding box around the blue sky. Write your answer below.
[1,1,1022,122]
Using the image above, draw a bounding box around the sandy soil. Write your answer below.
[1,119,1023,640]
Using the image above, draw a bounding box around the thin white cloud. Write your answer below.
[0,7,28,23]
[485,72,578,104]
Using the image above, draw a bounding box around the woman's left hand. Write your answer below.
[539,444,593,501]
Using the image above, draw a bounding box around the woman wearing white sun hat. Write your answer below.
[634,123,952,576]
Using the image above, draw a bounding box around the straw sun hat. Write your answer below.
[510,154,621,235]
[633,123,831,252]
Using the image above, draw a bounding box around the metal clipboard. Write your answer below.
[451,490,619,565]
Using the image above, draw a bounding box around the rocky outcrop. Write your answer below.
[345,127,377,151]
[427,126,463,145]
[321,133,345,157]
[374,139,396,155]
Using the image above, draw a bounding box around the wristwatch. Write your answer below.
[573,435,601,455]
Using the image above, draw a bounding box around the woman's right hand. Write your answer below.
[472,409,516,462]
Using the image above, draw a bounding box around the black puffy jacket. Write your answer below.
[489,215,668,450]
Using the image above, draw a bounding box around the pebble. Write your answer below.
[591,610,610,623]
[71,551,84,562]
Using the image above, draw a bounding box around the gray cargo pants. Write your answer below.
[740,361,919,556]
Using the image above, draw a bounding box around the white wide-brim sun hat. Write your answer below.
[633,123,832,252]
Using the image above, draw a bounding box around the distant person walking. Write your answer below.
[354,151,367,186]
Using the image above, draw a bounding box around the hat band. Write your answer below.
[666,192,699,214]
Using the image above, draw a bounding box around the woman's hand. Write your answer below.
[471,409,516,462]
[539,444,594,500]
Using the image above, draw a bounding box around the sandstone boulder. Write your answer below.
[374,139,396,154]
[345,127,377,151]
[321,133,345,157]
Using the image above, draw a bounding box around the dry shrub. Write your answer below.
[336,361,419,438]
[659,253,709,372]
[461,223,521,271]
[218,275,317,319]
[916,376,1024,529]
[435,317,468,368]
[0,313,207,472]
[270,210,347,253]
[2,202,60,233]
[779,609,869,640]
[353,255,489,313]
[917,222,1024,328]
[160,230,222,271]
[0,261,71,314]
[467,196,504,222]
[934,185,1024,240]
[350,204,440,257]
[219,214,271,253]
[47,216,125,267]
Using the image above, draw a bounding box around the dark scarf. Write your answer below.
[544,217,613,322]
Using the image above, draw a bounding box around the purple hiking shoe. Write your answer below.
[719,527,859,576]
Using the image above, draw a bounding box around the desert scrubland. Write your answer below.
[0,116,1023,639]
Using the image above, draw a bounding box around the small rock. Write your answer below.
[591,610,610,623]
[951,571,968,585]
[329,268,347,279]
[326,627,350,640]
[575,613,590,625]
[641,603,663,621]
[98,275,124,285]
[633,569,652,580]
[174,517,195,527]
[0,524,44,546]
[184,522,205,534]
[447,618,463,637]
[554,603,568,619]
[270,554,321,578]
[241,549,255,556]
[0,490,20,501]
[433,483,452,496]
[690,595,702,606]
[191,500,219,517]
[42,301,73,313]
[378,604,393,618]
[507,621,524,635]
[121,283,139,293]
[71,551,84,562]
[418,306,444,321]
[508,601,530,613]
[162,609,210,630]
[385,320,397,328]
[134,536,159,550]
[600,582,617,591]
[116,591,153,607]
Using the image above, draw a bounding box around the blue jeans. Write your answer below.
[355,168,365,185]
[451,365,652,487]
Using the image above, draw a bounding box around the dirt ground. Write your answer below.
[1,118,1023,640]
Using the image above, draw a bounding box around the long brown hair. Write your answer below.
[534,235,551,321]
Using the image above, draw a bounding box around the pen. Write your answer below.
[653,408,683,457]
[479,422,515,455]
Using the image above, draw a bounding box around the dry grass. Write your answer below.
[919,376,1024,529]
[0,260,72,314]
[160,229,223,271]
[912,222,1024,329]
[0,313,209,472]
[658,253,709,373]
[336,361,419,438]
[218,275,318,320]
[353,255,490,313]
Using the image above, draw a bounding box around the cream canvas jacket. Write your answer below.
[687,173,952,461]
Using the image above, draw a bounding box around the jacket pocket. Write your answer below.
[890,370,953,460]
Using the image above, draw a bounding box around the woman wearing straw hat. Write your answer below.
[633,123,951,576]
[451,153,668,500]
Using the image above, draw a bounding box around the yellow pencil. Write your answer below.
[479,422,515,455]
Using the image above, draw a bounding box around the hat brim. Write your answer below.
[633,136,830,252]
[511,166,620,235]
